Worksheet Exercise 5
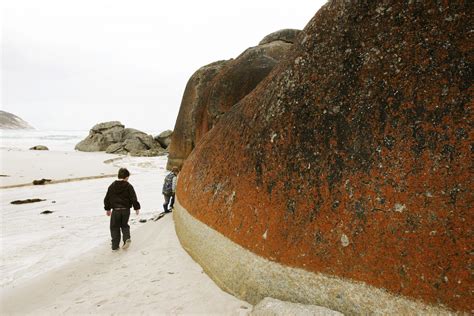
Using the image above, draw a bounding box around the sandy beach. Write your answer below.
[0,149,251,315]
[0,148,121,187]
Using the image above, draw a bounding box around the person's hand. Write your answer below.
[135,209,140,215]
[106,210,111,216]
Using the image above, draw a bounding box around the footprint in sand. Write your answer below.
[96,299,108,306]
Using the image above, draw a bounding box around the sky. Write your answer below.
[1,0,326,131]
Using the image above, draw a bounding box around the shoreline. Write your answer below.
[0,173,117,189]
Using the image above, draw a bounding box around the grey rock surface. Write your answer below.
[251,297,343,316]
[258,29,302,45]
[138,134,160,150]
[122,128,146,140]
[75,121,165,156]
[75,133,112,152]
[155,130,173,148]
[123,138,148,153]
[105,143,125,154]
[91,121,124,132]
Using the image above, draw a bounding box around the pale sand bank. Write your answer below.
[0,148,121,187]
[1,215,251,315]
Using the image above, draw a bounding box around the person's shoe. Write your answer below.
[112,247,120,252]
[122,239,131,250]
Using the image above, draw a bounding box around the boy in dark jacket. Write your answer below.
[104,168,141,251]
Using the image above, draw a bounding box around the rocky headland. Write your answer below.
[75,121,171,157]
[173,1,472,314]
[0,110,34,130]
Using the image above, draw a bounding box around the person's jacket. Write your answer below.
[104,180,141,211]
[162,172,177,195]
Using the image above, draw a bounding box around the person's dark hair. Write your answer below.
[118,168,130,179]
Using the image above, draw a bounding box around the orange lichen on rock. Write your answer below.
[178,0,472,312]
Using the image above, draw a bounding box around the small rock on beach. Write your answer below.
[33,179,52,185]
[29,145,49,151]
[11,198,46,205]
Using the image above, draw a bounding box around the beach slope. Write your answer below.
[1,215,251,315]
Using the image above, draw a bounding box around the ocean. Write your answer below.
[0,130,88,151]
[0,129,162,152]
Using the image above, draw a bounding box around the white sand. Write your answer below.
[0,150,251,315]
[0,148,121,187]
[1,216,250,315]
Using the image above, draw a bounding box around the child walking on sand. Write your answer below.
[162,166,179,213]
[104,168,141,251]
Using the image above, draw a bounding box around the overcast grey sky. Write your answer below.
[1,0,326,131]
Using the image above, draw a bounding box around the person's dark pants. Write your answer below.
[163,193,175,212]
[110,208,131,250]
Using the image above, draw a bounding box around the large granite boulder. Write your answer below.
[0,110,34,129]
[75,121,124,152]
[175,1,471,314]
[76,121,166,156]
[167,61,227,169]
[167,29,300,170]
[195,41,294,142]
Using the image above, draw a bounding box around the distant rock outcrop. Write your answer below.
[167,29,301,170]
[175,1,471,314]
[75,121,166,156]
[0,110,34,130]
